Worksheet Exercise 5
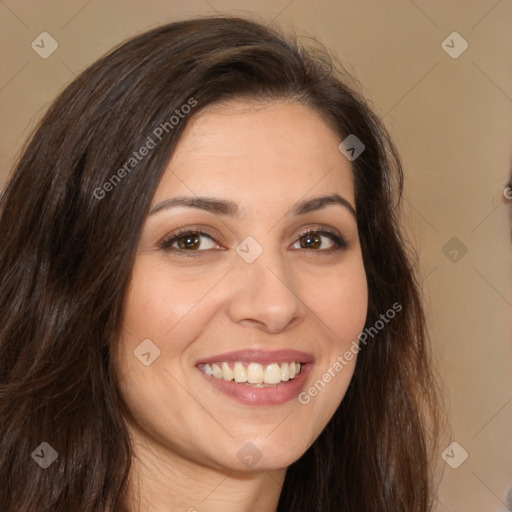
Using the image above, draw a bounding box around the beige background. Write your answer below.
[1,1,511,510]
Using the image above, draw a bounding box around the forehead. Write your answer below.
[154,99,355,212]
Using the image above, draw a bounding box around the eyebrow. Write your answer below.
[149,193,356,218]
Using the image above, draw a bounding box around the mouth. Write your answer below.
[195,350,313,406]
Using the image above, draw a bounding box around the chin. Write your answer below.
[225,438,310,473]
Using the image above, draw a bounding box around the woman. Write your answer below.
[0,15,442,511]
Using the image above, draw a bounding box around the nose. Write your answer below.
[226,244,304,334]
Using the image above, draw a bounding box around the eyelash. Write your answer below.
[159,224,348,257]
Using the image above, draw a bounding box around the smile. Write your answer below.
[195,350,313,406]
[198,361,302,386]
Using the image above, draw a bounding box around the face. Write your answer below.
[115,99,368,473]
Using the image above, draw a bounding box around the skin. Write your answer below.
[115,99,368,512]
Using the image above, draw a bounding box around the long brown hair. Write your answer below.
[0,15,442,511]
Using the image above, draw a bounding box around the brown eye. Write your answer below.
[298,232,322,249]
[292,228,348,252]
[161,230,218,252]
[176,232,200,250]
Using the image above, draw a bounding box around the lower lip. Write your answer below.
[197,364,313,406]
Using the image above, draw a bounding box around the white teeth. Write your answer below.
[212,363,223,379]
[221,362,233,381]
[233,362,248,383]
[247,362,264,384]
[289,361,296,379]
[201,361,302,384]
[281,362,290,381]
[263,363,282,384]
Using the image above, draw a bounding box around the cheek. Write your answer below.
[115,258,229,395]
[120,260,214,344]
[115,262,185,381]
[114,261,216,453]
[297,259,367,424]
[306,258,368,341]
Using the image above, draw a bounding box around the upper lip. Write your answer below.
[196,349,314,366]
